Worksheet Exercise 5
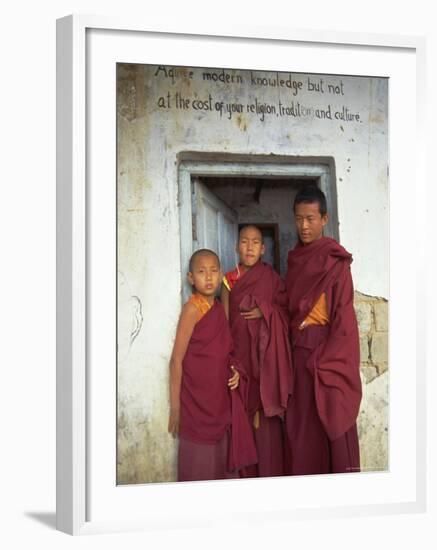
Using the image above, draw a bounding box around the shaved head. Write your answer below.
[189,249,220,272]
[293,185,327,216]
[239,224,263,243]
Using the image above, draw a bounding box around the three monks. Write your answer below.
[169,184,362,480]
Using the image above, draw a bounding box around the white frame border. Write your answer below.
[56,14,427,535]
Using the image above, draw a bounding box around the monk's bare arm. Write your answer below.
[240,306,263,320]
[168,302,198,437]
[220,283,230,320]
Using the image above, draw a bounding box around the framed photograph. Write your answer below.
[56,15,426,535]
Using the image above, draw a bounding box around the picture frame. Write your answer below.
[56,14,427,535]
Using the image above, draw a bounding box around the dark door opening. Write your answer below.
[194,176,318,276]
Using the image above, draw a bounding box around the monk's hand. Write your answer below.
[240,306,263,320]
[228,366,240,390]
[168,408,180,438]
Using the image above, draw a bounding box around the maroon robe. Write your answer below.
[178,300,257,481]
[285,237,362,475]
[228,261,293,477]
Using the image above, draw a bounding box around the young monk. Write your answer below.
[285,185,362,475]
[168,248,257,482]
[221,226,293,478]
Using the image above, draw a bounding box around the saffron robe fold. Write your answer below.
[179,300,257,477]
[228,261,294,419]
[285,237,362,442]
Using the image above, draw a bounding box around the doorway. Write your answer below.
[178,155,338,301]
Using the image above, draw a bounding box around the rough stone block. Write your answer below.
[357,371,388,472]
[375,362,388,375]
[359,335,370,363]
[360,365,378,384]
[370,332,388,364]
[354,301,372,334]
[374,301,388,332]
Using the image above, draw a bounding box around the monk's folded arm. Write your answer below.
[256,300,272,321]
[331,268,356,330]
[340,268,355,309]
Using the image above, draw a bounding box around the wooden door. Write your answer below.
[192,177,239,276]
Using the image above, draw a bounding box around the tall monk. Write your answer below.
[168,249,257,482]
[221,226,293,478]
[285,185,362,475]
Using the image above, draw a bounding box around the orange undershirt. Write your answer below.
[188,293,212,321]
[223,264,246,292]
[300,292,329,329]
